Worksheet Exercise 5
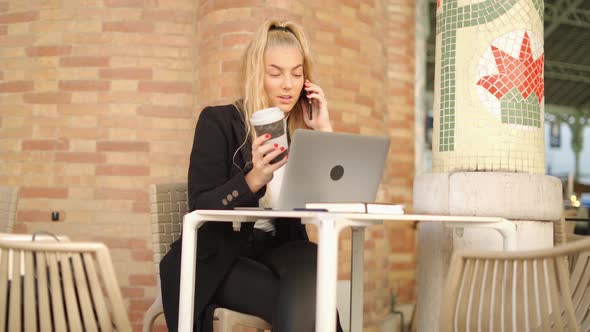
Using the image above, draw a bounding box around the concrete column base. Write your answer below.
[412,172,562,331]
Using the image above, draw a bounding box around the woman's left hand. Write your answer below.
[301,80,332,132]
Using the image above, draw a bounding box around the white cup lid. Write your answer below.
[250,107,284,126]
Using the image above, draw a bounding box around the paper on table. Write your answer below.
[305,202,404,214]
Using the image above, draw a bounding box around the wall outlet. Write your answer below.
[51,211,60,221]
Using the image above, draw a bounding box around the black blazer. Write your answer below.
[159,104,308,332]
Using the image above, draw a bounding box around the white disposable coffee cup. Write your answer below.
[250,107,288,163]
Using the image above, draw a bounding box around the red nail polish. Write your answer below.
[265,134,271,138]
[280,147,285,152]
[274,143,278,148]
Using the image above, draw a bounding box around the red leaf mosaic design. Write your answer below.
[477,32,544,104]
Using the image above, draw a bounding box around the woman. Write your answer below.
[160,20,342,332]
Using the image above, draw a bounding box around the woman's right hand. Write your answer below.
[244,133,288,193]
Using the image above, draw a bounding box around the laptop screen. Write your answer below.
[276,129,390,210]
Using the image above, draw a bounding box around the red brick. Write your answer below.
[17,210,66,222]
[132,201,150,213]
[120,287,144,298]
[103,21,154,33]
[131,250,152,261]
[96,165,150,176]
[0,11,38,24]
[99,68,152,80]
[138,81,192,94]
[59,80,110,92]
[55,152,106,163]
[98,116,138,129]
[95,237,146,249]
[59,128,107,140]
[22,139,69,150]
[355,95,375,108]
[200,21,257,38]
[0,81,33,93]
[60,56,110,67]
[211,0,264,10]
[221,60,240,72]
[104,0,156,7]
[94,188,148,200]
[307,20,339,34]
[0,25,6,35]
[222,33,252,47]
[141,9,192,24]
[338,0,361,8]
[0,3,8,12]
[389,230,415,252]
[372,228,385,238]
[356,12,371,24]
[391,262,416,270]
[136,105,192,118]
[20,187,68,199]
[12,223,27,233]
[23,92,71,104]
[129,299,155,312]
[334,79,360,92]
[96,141,149,152]
[97,92,146,104]
[151,325,168,332]
[129,238,147,248]
[129,274,157,287]
[333,124,360,134]
[128,311,144,323]
[26,45,71,57]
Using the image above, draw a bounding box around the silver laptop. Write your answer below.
[275,129,390,210]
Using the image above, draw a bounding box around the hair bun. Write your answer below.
[270,24,292,33]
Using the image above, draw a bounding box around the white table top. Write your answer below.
[190,209,511,223]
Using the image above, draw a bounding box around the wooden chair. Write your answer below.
[143,182,271,332]
[440,237,590,332]
[554,215,590,331]
[0,238,132,332]
[0,187,18,233]
[571,242,590,332]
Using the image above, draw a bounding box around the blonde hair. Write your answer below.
[236,20,314,142]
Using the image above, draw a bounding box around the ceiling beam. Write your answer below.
[546,3,590,29]
[545,60,590,84]
[546,104,590,118]
[545,0,585,37]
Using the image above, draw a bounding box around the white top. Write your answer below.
[253,165,285,233]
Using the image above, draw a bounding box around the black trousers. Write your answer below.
[211,230,343,332]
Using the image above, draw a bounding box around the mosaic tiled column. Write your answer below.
[413,1,563,330]
[433,0,545,172]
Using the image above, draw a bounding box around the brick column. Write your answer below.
[194,2,416,330]
[1,1,417,331]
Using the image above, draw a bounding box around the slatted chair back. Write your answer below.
[441,238,590,332]
[0,187,18,233]
[0,239,132,332]
[554,214,590,331]
[570,239,590,332]
[149,183,187,274]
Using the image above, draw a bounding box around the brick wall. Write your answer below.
[0,0,415,331]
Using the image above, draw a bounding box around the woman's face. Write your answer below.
[263,46,304,114]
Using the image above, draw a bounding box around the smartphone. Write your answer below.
[300,87,312,120]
